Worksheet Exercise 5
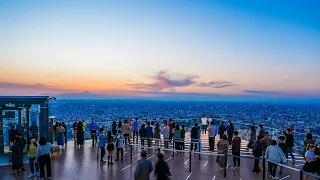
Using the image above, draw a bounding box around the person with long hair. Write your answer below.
[173,124,181,150]
[217,134,229,170]
[246,126,256,151]
[154,153,171,180]
[106,130,115,165]
[154,124,161,147]
[36,137,56,179]
[139,124,147,147]
[56,123,65,150]
[98,128,107,165]
[11,137,22,175]
[302,143,318,180]
[264,140,286,179]
[27,137,40,178]
[77,121,84,147]
[303,133,316,158]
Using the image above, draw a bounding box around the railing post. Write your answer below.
[262,158,266,180]
[130,144,133,164]
[189,150,192,172]
[172,140,175,157]
[224,154,227,177]
[198,141,201,160]
[300,170,303,180]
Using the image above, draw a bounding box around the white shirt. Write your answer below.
[201,117,208,125]
[208,118,212,123]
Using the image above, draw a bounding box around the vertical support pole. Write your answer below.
[300,170,303,180]
[172,140,175,157]
[224,155,227,177]
[130,144,133,164]
[263,158,266,180]
[189,150,192,173]
[198,141,201,160]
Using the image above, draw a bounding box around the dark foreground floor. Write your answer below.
[0,135,304,180]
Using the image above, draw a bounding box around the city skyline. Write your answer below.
[0,0,319,100]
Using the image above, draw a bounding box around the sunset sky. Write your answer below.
[0,0,319,99]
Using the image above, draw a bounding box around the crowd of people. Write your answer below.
[8,115,320,180]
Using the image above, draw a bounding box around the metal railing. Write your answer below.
[128,141,320,180]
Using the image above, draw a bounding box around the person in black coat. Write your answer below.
[139,124,147,147]
[154,153,171,180]
[77,121,84,146]
[11,137,22,175]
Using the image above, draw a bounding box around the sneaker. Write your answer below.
[231,167,237,170]
[28,173,35,178]
[220,167,225,171]
[269,175,272,178]
[115,159,119,161]
[272,176,279,179]
[278,172,282,176]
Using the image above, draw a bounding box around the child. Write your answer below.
[115,130,124,162]
[98,128,107,165]
[27,137,40,178]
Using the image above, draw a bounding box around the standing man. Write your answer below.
[218,121,226,140]
[121,120,131,145]
[134,150,153,180]
[284,128,295,162]
[231,131,241,170]
[190,123,199,151]
[72,120,78,143]
[146,122,153,147]
[161,122,170,148]
[207,121,215,151]
[89,119,99,144]
[201,115,208,134]
[132,118,140,142]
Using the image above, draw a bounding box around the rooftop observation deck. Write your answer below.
[0,132,312,180]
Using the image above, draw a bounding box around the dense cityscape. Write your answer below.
[51,100,320,134]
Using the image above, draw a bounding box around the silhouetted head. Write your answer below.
[271,140,277,146]
[39,137,47,146]
[140,150,147,158]
[157,153,164,161]
[222,134,227,140]
[306,133,313,140]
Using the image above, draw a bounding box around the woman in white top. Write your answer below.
[201,115,208,134]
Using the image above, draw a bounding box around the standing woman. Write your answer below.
[106,131,115,165]
[56,123,65,150]
[173,125,181,150]
[139,124,147,147]
[11,137,22,175]
[98,128,107,165]
[36,137,56,179]
[302,143,318,180]
[27,137,40,178]
[217,134,229,170]
[118,120,122,132]
[246,126,256,151]
[154,153,171,180]
[53,122,59,144]
[77,121,84,147]
[303,133,316,158]
[154,124,161,147]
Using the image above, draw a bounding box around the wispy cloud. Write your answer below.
[197,81,237,88]
[0,82,53,89]
[127,71,197,91]
[243,90,280,95]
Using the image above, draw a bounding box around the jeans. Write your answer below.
[116,148,123,160]
[133,131,138,141]
[268,162,278,177]
[38,154,51,178]
[253,156,260,172]
[164,138,169,148]
[100,147,105,161]
[202,125,207,134]
[286,147,295,160]
[29,157,39,173]
[232,152,240,167]
[124,134,130,145]
[190,140,198,151]
[279,160,284,173]
[209,137,215,150]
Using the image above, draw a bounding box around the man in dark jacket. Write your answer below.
[134,150,153,180]
[231,131,241,170]
[252,135,263,173]
[16,133,26,171]
[154,153,171,180]
[218,121,226,140]
[284,128,295,162]
[278,136,287,175]
[190,123,199,151]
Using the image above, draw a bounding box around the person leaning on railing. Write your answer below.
[264,140,286,179]
[302,143,318,180]
[161,122,170,149]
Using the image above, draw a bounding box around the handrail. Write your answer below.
[130,144,320,179]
